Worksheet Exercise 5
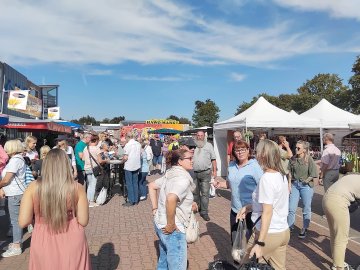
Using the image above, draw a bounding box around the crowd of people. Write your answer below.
[0,129,359,270]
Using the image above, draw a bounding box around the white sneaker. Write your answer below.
[2,243,12,251]
[331,263,355,270]
[139,196,146,201]
[1,245,21,257]
[27,224,33,234]
[89,202,99,208]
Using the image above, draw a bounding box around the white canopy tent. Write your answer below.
[301,99,360,148]
[213,97,321,176]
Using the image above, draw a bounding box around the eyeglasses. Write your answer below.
[181,157,193,161]
[234,148,248,154]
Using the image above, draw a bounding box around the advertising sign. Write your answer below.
[7,90,29,110]
[8,91,42,118]
[47,107,60,120]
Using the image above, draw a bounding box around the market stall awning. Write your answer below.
[0,114,9,125]
[55,120,82,129]
[148,128,182,134]
[3,122,72,133]
[2,116,72,133]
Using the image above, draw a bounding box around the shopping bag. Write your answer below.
[208,260,237,270]
[96,187,107,205]
[209,183,216,198]
[232,220,247,263]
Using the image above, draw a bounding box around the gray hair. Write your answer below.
[100,141,109,149]
[323,133,334,143]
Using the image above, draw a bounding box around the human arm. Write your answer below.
[0,172,15,188]
[214,179,229,189]
[227,155,230,166]
[211,159,217,178]
[149,181,160,216]
[236,204,252,222]
[162,193,178,234]
[18,181,36,228]
[249,203,273,259]
[0,146,8,166]
[282,141,293,159]
[0,188,5,199]
[76,184,89,227]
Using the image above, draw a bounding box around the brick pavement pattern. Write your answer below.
[0,176,359,270]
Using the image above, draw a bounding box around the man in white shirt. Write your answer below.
[122,132,141,207]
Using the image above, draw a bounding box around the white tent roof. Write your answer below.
[214,96,320,130]
[301,99,360,129]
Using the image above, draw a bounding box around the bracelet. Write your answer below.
[255,240,265,247]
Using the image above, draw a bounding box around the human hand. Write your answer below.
[152,208,157,216]
[191,202,198,212]
[0,188,5,199]
[282,141,290,148]
[161,223,177,234]
[236,206,247,222]
[249,244,263,259]
[213,180,221,189]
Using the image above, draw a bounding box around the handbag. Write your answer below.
[96,187,107,205]
[239,255,274,270]
[88,146,103,177]
[184,211,199,244]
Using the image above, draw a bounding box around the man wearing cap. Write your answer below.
[193,130,217,221]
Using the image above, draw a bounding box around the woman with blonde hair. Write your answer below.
[56,139,77,179]
[19,149,91,269]
[0,140,27,257]
[288,140,318,239]
[25,135,39,161]
[237,139,290,269]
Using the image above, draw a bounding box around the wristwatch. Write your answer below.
[255,240,265,247]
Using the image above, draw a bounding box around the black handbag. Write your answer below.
[239,255,274,270]
[349,199,360,213]
[88,146,103,177]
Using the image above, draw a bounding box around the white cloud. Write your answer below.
[119,74,190,81]
[230,72,247,81]
[0,0,357,67]
[273,0,360,21]
[86,69,113,76]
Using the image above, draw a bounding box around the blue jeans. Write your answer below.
[155,225,187,270]
[138,172,148,198]
[124,169,139,204]
[8,195,23,244]
[85,170,97,202]
[288,180,314,229]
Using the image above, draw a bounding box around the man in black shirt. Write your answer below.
[150,134,163,175]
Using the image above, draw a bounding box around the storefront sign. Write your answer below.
[145,119,179,124]
[4,121,71,133]
[48,107,60,120]
[8,92,42,118]
[7,90,29,110]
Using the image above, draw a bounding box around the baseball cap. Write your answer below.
[179,137,196,148]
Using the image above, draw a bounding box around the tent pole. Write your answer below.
[320,127,324,153]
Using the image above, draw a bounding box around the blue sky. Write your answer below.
[1,0,360,122]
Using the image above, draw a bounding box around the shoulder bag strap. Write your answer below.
[9,156,27,192]
[87,146,102,169]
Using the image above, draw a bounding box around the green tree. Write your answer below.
[178,117,191,125]
[73,115,99,125]
[102,118,110,123]
[349,55,360,113]
[109,116,125,123]
[192,99,220,127]
[167,115,180,121]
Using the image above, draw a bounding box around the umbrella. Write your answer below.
[148,128,182,134]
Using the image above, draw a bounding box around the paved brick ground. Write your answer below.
[0,176,359,270]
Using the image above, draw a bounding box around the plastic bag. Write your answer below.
[239,255,275,270]
[209,183,216,198]
[231,220,247,263]
[96,187,107,205]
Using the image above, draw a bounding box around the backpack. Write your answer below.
[13,156,35,188]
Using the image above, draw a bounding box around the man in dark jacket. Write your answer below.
[150,134,163,175]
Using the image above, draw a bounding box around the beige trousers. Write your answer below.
[241,228,290,270]
[323,192,350,268]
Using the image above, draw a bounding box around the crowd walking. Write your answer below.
[0,130,359,270]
